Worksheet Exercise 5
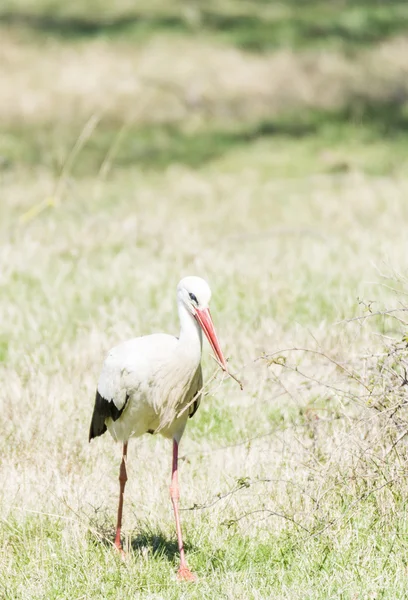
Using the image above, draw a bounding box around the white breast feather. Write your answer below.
[97,332,203,441]
[97,333,179,412]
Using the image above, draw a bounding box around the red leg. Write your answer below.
[114,442,128,555]
[170,439,196,582]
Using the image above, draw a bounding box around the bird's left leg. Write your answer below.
[114,442,128,554]
[170,439,196,582]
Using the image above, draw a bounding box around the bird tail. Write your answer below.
[88,390,108,441]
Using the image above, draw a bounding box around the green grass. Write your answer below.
[2,1,408,598]
[2,0,408,53]
[3,115,408,178]
[3,506,408,599]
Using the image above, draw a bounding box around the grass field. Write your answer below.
[2,1,408,598]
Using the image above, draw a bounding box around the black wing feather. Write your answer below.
[89,390,129,442]
[189,398,200,419]
[188,368,203,420]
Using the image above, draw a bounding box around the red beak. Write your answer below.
[195,308,228,371]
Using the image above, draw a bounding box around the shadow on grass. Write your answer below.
[88,517,194,563]
[1,1,408,51]
[130,530,195,562]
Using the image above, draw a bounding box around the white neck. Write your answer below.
[177,300,203,358]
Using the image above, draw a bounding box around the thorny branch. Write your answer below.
[335,307,408,326]
[305,478,397,541]
[259,347,369,391]
[223,509,311,533]
[179,301,408,542]
[181,477,317,513]
[181,474,399,542]
[181,477,312,533]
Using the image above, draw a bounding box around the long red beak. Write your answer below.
[195,308,228,371]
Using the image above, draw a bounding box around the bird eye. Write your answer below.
[189,292,198,304]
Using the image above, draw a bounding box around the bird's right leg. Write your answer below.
[170,439,196,582]
[114,442,128,554]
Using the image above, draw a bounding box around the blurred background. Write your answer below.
[1,0,408,177]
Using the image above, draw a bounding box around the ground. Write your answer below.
[2,1,408,599]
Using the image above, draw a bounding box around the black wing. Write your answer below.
[188,367,203,420]
[89,390,129,442]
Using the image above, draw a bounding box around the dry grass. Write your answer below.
[1,29,408,128]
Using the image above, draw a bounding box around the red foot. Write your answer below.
[114,542,127,561]
[177,566,197,582]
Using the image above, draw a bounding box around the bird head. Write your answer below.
[177,276,228,371]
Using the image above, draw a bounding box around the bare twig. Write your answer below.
[259,347,369,391]
[223,509,311,533]
[335,308,408,326]
[212,354,244,390]
[20,114,101,224]
[306,478,397,540]
[182,477,317,512]
[384,428,408,459]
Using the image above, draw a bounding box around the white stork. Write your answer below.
[89,276,228,581]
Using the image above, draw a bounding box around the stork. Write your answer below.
[89,276,228,581]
